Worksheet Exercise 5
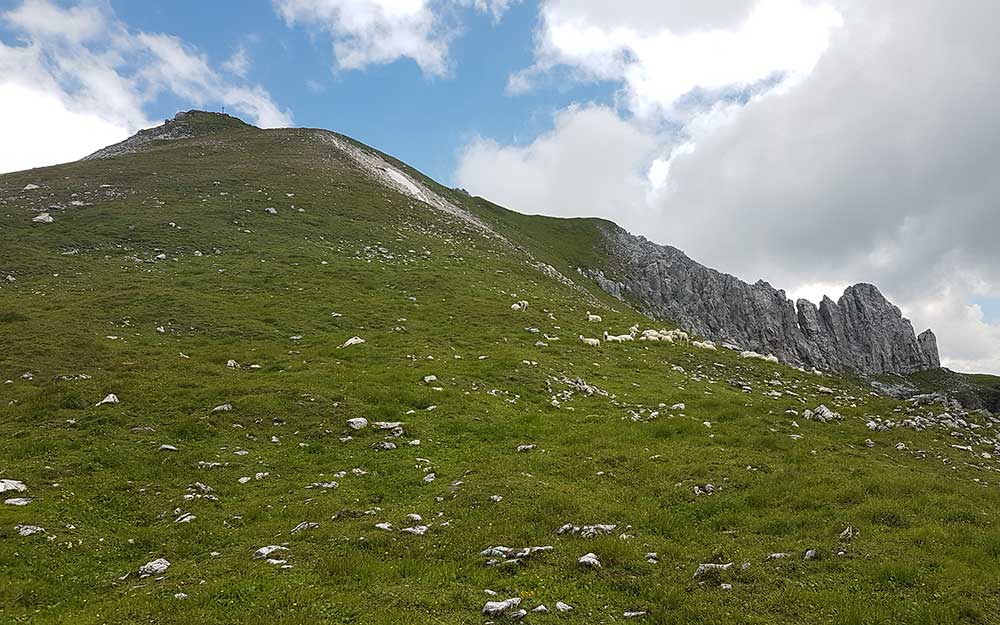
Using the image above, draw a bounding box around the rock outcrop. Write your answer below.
[584,224,940,375]
[83,110,251,161]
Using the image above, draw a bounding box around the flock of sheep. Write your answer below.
[511,301,690,348]
[583,323,690,348]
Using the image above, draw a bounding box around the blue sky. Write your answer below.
[2,0,1000,374]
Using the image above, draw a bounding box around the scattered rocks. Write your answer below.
[252,545,288,560]
[803,404,842,423]
[307,481,339,489]
[558,523,617,538]
[578,552,601,568]
[693,562,733,577]
[555,602,574,612]
[32,212,54,224]
[481,545,553,566]
[483,597,521,616]
[15,525,45,537]
[139,558,170,576]
[5,497,31,506]
[346,417,369,430]
[0,479,27,494]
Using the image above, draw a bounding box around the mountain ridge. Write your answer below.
[77,110,940,377]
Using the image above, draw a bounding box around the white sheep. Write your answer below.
[586,311,602,323]
[740,350,779,364]
[692,340,717,350]
[579,335,600,347]
[511,300,529,312]
[603,331,624,344]
[664,329,690,344]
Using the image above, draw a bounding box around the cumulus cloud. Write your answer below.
[458,104,659,223]
[273,0,515,76]
[0,0,292,173]
[457,0,1000,374]
[509,0,842,119]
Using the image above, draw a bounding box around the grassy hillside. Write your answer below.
[1,115,999,625]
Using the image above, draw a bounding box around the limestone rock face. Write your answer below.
[585,225,940,375]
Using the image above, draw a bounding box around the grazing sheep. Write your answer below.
[692,340,717,350]
[741,350,779,364]
[604,330,632,343]
[664,329,690,344]
[511,300,529,312]
[639,329,663,342]
[579,335,600,347]
[586,311,602,323]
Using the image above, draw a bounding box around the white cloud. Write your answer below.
[4,0,105,42]
[0,0,292,173]
[0,82,129,173]
[458,104,659,221]
[222,45,251,77]
[457,0,1000,374]
[273,0,514,76]
[510,0,842,119]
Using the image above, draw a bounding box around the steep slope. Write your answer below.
[1,112,998,625]
[571,223,939,375]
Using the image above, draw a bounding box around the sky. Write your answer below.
[2,0,999,375]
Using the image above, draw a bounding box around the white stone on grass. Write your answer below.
[95,393,119,407]
[252,545,288,560]
[482,597,521,616]
[139,558,170,576]
[693,562,733,577]
[578,552,601,568]
[339,336,366,348]
[0,479,27,494]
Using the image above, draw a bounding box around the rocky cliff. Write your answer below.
[583,224,940,375]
